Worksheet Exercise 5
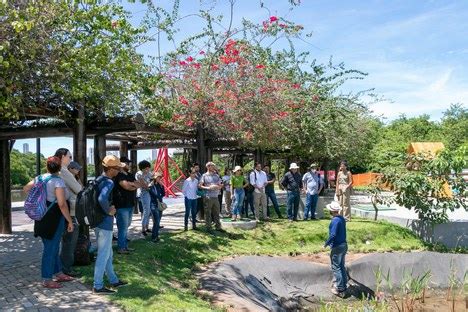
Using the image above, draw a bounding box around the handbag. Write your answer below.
[158,201,167,212]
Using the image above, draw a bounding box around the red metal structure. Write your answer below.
[153,147,186,197]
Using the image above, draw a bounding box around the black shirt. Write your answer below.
[113,172,136,209]
[280,171,303,191]
[265,172,276,193]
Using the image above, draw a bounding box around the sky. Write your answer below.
[14,0,468,159]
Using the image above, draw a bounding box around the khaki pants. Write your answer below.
[224,191,232,214]
[253,192,268,220]
[338,188,351,220]
[204,197,221,230]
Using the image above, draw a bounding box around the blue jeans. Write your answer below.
[140,192,151,228]
[287,191,300,220]
[266,190,282,218]
[330,242,348,292]
[93,228,119,290]
[232,188,244,216]
[116,207,133,250]
[184,198,197,227]
[304,193,319,220]
[41,216,65,280]
[243,192,255,217]
[150,204,161,239]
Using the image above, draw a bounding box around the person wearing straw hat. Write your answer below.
[324,201,348,297]
[302,163,324,220]
[280,162,303,221]
[93,155,127,294]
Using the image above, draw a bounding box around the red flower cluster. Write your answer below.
[178,96,189,106]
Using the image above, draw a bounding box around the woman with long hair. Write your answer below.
[336,160,353,221]
[23,156,74,288]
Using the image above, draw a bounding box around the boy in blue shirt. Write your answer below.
[324,201,347,297]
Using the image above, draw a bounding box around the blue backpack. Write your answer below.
[24,175,60,221]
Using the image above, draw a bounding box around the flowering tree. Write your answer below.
[140,0,379,160]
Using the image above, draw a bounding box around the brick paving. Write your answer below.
[0,201,189,311]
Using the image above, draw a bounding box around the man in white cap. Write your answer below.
[302,163,324,220]
[199,161,224,233]
[280,163,303,221]
[324,201,347,297]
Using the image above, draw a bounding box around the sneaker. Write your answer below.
[152,237,160,243]
[110,280,128,288]
[146,228,152,233]
[64,271,81,278]
[159,225,164,229]
[184,225,188,231]
[93,287,116,294]
[215,228,226,233]
[126,247,135,252]
[117,249,130,255]
[112,236,118,241]
[192,225,197,230]
[141,231,147,237]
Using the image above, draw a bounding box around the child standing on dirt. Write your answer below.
[324,201,348,297]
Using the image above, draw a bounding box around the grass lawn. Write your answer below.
[80,213,427,311]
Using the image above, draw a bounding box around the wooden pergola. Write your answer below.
[0,112,279,234]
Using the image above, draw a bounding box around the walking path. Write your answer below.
[0,202,188,311]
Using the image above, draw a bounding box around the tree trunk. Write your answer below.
[196,124,207,171]
[0,140,12,234]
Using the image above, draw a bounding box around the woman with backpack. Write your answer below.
[23,156,74,289]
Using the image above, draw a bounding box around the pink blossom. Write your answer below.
[292,83,300,89]
[178,96,189,106]
[199,50,205,55]
[270,16,278,23]
[179,61,187,66]
[255,64,265,69]
[186,56,194,62]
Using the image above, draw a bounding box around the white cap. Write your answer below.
[326,201,342,212]
[289,162,300,170]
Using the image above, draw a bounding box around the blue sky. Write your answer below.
[14,0,468,158]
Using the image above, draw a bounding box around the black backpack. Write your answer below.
[75,176,107,228]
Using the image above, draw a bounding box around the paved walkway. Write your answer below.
[0,201,189,311]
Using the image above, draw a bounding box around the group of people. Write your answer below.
[23,150,127,294]
[24,151,352,297]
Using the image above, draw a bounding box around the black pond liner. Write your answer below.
[199,252,468,311]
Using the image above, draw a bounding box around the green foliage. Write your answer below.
[10,149,46,186]
[378,146,467,223]
[1,1,154,121]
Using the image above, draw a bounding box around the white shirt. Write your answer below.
[249,170,268,193]
[182,177,199,200]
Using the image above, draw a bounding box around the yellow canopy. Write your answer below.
[407,142,445,155]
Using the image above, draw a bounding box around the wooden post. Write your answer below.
[206,148,213,162]
[0,140,12,234]
[196,124,207,169]
[130,149,139,214]
[94,135,106,177]
[119,141,129,158]
[73,104,87,184]
[36,138,41,176]
[254,148,265,165]
[130,149,138,174]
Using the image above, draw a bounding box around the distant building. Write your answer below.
[22,143,29,154]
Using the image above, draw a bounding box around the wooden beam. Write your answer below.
[0,140,12,234]
[0,127,74,140]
